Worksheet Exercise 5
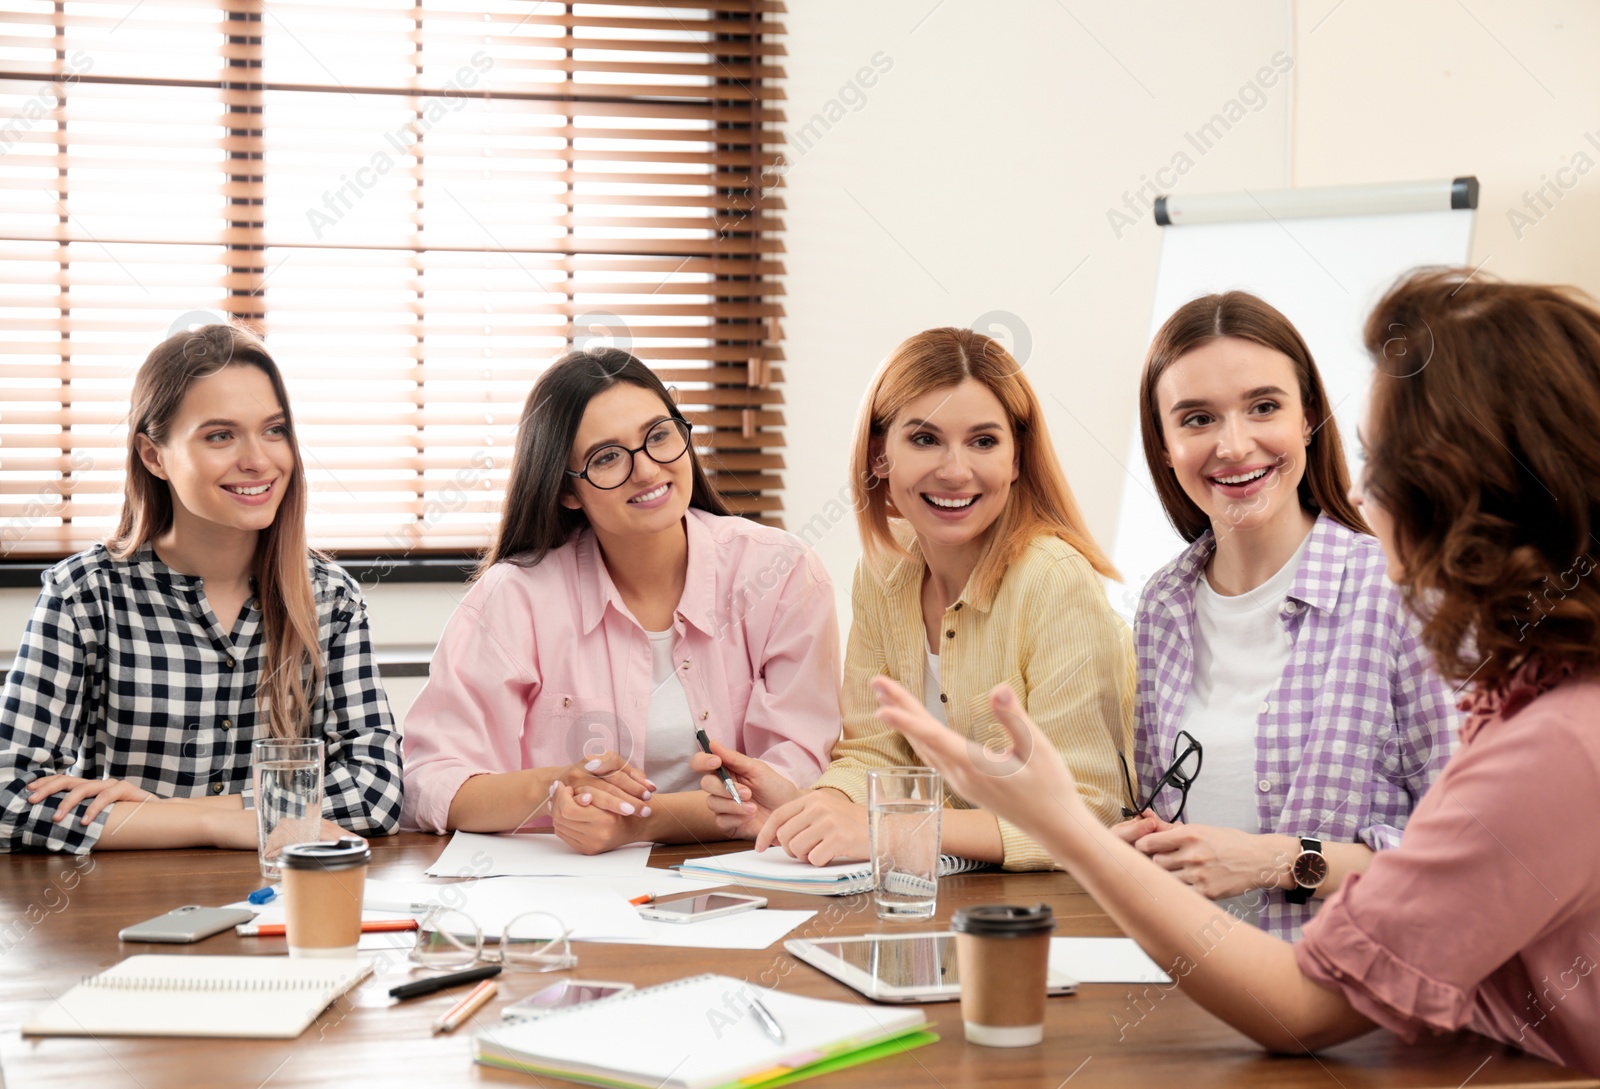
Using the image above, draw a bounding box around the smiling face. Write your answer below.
[875,379,1019,554]
[1156,336,1313,539]
[135,363,296,540]
[559,381,694,540]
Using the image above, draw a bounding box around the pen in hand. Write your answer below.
[695,729,743,804]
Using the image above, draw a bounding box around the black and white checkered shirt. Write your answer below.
[0,544,403,853]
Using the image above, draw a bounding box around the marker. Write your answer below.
[432,978,497,1035]
[695,729,742,803]
[629,893,655,906]
[389,964,502,1001]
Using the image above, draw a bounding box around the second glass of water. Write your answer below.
[252,738,324,880]
[868,767,942,921]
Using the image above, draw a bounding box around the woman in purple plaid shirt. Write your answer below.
[1106,291,1459,940]
[876,269,1600,1073]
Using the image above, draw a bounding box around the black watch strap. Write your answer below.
[1285,836,1323,905]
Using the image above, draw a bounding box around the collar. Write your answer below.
[880,530,993,614]
[575,509,718,637]
[1457,655,1576,744]
[1151,511,1353,616]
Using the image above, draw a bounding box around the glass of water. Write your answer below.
[252,738,324,880]
[868,767,942,921]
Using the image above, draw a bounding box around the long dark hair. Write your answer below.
[478,347,729,576]
[107,324,323,739]
[1139,291,1369,542]
[1363,267,1600,690]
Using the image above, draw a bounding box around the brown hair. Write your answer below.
[1139,291,1369,542]
[850,327,1116,602]
[108,324,324,739]
[1362,267,1600,690]
[480,347,729,577]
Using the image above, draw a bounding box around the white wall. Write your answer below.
[7,0,1599,727]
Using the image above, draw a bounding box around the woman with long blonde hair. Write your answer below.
[694,327,1134,868]
[0,324,402,852]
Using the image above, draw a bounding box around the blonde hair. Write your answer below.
[849,327,1117,602]
[108,324,324,739]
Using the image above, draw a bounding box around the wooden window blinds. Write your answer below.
[0,0,786,560]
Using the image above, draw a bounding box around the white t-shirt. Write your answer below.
[924,649,950,727]
[640,628,700,793]
[1175,535,1309,925]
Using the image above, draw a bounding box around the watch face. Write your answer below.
[1293,850,1329,889]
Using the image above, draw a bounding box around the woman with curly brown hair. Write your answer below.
[872,268,1600,1073]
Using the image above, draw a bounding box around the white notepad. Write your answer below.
[23,955,373,1039]
[675,846,988,895]
[474,972,931,1089]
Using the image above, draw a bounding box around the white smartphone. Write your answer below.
[117,905,257,944]
[500,980,634,1021]
[636,892,767,923]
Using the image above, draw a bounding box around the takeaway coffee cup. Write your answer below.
[951,903,1056,1047]
[280,836,370,958]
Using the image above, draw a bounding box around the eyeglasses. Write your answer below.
[409,908,578,972]
[565,418,692,491]
[1118,730,1202,823]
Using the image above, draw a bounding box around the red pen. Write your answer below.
[241,918,418,937]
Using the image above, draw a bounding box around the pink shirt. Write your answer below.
[401,509,842,834]
[1296,658,1600,1074]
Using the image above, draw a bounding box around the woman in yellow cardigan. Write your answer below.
[693,327,1134,870]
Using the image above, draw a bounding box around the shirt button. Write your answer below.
[1258,779,1272,793]
[939,693,948,704]
[1280,602,1297,616]
[222,718,232,730]
[952,603,963,611]
[700,711,709,721]
[210,782,224,795]
[945,630,955,639]
[562,696,572,707]
[1259,701,1271,715]
[225,657,236,669]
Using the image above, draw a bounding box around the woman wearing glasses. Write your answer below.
[400,348,841,853]
[692,327,1134,868]
[875,270,1600,1073]
[1115,291,1456,938]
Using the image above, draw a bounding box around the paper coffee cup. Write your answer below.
[280,837,370,959]
[952,904,1056,1047]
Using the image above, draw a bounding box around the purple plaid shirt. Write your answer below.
[1133,514,1459,938]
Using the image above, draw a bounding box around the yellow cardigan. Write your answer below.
[813,534,1135,870]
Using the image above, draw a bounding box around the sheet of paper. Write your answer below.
[426,831,655,879]
[1049,937,1172,984]
[678,846,865,880]
[362,877,648,939]
[534,872,731,901]
[595,909,815,951]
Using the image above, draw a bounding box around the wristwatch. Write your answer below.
[1285,836,1328,904]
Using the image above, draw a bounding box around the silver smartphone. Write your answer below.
[117,905,258,944]
[500,980,635,1021]
[636,892,767,923]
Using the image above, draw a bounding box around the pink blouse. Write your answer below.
[401,509,843,834]
[1296,658,1600,1074]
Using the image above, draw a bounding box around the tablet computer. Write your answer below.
[784,932,1077,1004]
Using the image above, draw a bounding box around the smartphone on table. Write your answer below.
[636,892,767,924]
[117,905,257,943]
[500,980,634,1021]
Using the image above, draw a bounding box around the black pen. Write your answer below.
[389,964,502,1001]
[696,728,742,803]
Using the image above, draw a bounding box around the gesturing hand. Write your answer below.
[871,676,1088,838]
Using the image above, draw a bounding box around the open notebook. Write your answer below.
[475,973,935,1089]
[23,955,373,1039]
[675,846,988,896]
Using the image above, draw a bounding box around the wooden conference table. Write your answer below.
[0,835,1592,1089]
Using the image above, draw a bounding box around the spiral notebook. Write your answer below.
[675,846,989,895]
[22,955,373,1039]
[474,973,936,1089]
